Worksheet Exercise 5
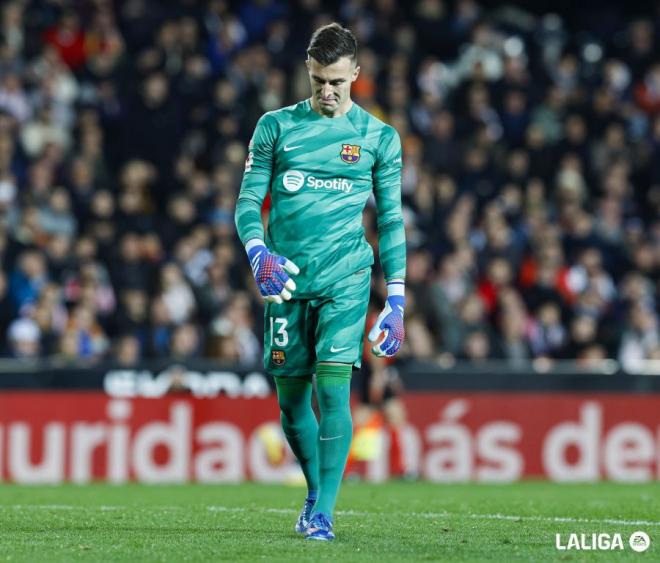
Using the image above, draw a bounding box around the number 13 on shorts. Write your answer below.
[263,269,371,376]
[270,317,289,346]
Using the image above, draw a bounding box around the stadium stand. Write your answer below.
[0,0,657,374]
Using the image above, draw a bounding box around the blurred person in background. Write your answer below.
[42,11,88,72]
[8,249,48,314]
[7,316,41,359]
[111,287,149,353]
[169,322,201,360]
[110,232,152,291]
[0,270,13,345]
[112,333,141,366]
[528,301,567,361]
[349,300,414,481]
[64,303,108,361]
[460,329,492,363]
[157,262,196,326]
[149,296,173,358]
[0,72,30,123]
[495,288,532,366]
[619,304,659,373]
[194,259,231,324]
[209,290,260,365]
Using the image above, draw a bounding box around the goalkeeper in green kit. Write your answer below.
[235,23,406,541]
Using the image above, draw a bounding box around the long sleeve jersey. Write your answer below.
[235,99,406,297]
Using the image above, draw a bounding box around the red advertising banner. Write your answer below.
[0,393,657,483]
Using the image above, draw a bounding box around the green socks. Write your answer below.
[275,376,320,495]
[275,364,353,518]
[314,363,353,518]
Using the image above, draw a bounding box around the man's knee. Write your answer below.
[277,399,295,421]
[316,383,350,411]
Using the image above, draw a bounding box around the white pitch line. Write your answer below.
[3,504,659,527]
[209,507,660,527]
[358,510,660,528]
[5,504,75,510]
[460,513,660,528]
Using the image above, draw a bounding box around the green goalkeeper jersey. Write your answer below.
[235,99,406,297]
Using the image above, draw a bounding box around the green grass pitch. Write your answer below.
[0,482,658,561]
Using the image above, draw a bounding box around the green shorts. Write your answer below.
[263,268,371,376]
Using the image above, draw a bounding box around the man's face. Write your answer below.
[306,56,360,116]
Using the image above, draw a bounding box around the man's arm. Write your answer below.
[235,113,278,244]
[368,125,406,357]
[372,125,406,282]
[235,113,299,303]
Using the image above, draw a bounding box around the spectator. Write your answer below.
[37,187,77,237]
[496,291,532,366]
[0,72,30,123]
[618,304,659,372]
[170,322,201,360]
[55,329,81,364]
[20,104,71,158]
[110,233,151,291]
[149,296,173,357]
[112,288,150,349]
[460,329,492,363]
[123,72,183,182]
[64,303,108,360]
[7,316,41,359]
[562,314,599,359]
[210,291,260,365]
[8,249,48,313]
[528,301,567,359]
[195,259,231,323]
[42,11,88,71]
[158,262,196,325]
[0,271,12,346]
[113,334,141,366]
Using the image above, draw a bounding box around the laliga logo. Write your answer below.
[554,531,650,552]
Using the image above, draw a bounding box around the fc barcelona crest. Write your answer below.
[340,144,361,164]
[271,350,286,366]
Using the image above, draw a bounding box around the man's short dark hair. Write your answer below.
[306,23,357,66]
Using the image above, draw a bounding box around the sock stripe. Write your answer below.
[316,363,352,383]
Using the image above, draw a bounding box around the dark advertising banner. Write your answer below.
[0,362,658,393]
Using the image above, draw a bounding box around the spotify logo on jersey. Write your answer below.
[282,170,305,192]
[282,170,354,194]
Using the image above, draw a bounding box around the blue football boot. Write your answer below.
[305,512,335,541]
[294,496,316,533]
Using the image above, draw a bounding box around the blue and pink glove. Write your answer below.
[246,239,299,304]
[368,280,405,357]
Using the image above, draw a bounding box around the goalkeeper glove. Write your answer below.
[367,280,405,357]
[246,239,299,304]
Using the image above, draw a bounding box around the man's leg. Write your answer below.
[312,362,353,518]
[263,298,319,532]
[305,268,370,540]
[274,375,320,497]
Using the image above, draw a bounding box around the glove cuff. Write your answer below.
[386,280,405,298]
[245,238,266,255]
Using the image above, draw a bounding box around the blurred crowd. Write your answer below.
[0,0,658,372]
